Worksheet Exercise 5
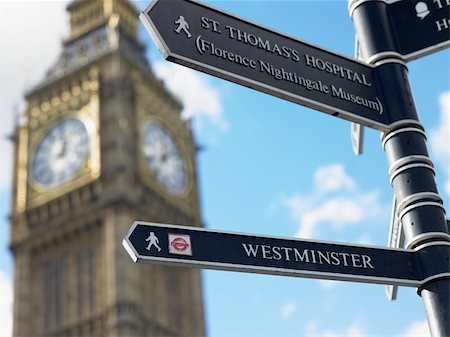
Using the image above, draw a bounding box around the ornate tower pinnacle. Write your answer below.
[66,0,139,43]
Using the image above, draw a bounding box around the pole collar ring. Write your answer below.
[413,241,450,252]
[367,51,404,64]
[396,192,443,216]
[389,163,435,186]
[348,0,386,18]
[388,156,434,177]
[382,126,426,150]
[369,55,408,68]
[406,232,450,250]
[399,201,446,227]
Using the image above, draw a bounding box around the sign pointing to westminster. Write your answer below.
[140,0,400,131]
[122,221,449,287]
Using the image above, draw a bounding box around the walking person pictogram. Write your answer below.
[145,232,162,252]
[174,15,192,38]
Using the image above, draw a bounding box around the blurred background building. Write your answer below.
[9,0,205,335]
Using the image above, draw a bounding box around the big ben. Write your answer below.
[9,0,205,336]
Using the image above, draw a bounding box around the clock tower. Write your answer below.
[9,0,205,336]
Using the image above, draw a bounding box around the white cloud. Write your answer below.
[0,271,13,337]
[0,1,68,189]
[314,164,355,194]
[346,325,366,337]
[0,3,67,335]
[280,301,297,319]
[307,319,431,337]
[355,234,373,246]
[429,91,450,197]
[306,321,367,337]
[318,279,339,290]
[281,164,385,239]
[153,62,228,132]
[401,320,431,337]
[298,197,364,238]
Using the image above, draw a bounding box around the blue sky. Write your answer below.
[0,1,449,336]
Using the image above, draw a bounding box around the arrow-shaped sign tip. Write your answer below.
[122,238,139,263]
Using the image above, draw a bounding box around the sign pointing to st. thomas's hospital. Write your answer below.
[140,0,401,131]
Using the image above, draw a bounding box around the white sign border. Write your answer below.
[123,221,422,287]
[140,0,396,131]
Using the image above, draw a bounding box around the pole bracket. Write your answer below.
[415,242,450,294]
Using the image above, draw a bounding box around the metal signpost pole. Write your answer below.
[349,1,450,335]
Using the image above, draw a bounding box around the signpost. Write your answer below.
[124,221,433,286]
[350,1,450,335]
[140,0,398,131]
[124,221,449,289]
[131,0,450,335]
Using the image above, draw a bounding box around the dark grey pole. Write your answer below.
[349,0,450,336]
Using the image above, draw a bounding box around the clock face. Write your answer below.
[141,121,187,195]
[31,117,90,188]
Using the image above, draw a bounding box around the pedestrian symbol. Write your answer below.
[174,15,192,38]
[145,232,162,252]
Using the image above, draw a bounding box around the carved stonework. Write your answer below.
[10,1,205,336]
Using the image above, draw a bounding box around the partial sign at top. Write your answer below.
[388,0,450,61]
[140,0,400,131]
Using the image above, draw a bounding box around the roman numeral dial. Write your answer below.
[141,120,187,195]
[31,117,90,188]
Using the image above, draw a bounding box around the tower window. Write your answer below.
[76,246,97,319]
[43,259,64,330]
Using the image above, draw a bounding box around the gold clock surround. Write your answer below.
[135,76,197,214]
[9,1,205,334]
[23,70,101,210]
[138,116,194,201]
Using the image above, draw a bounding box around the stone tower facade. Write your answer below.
[9,0,205,335]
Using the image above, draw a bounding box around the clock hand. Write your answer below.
[61,138,68,157]
[52,139,65,159]
[161,152,168,163]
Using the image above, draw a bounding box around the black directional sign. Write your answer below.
[388,0,450,61]
[122,221,432,286]
[140,0,399,131]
